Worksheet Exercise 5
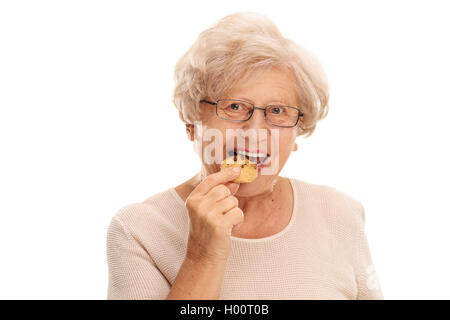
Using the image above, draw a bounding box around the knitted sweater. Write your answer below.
[106,177,384,299]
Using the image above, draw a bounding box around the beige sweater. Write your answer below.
[106,177,384,300]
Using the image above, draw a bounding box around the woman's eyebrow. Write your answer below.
[232,96,291,105]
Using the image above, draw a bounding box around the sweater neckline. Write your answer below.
[168,177,298,243]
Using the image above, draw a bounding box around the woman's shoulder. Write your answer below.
[289,176,362,205]
[110,188,188,238]
[288,177,364,224]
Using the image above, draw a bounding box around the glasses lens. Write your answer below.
[266,105,299,127]
[217,99,253,121]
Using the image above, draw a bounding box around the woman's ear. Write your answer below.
[186,124,194,141]
[292,141,298,152]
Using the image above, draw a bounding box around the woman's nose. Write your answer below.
[241,108,269,131]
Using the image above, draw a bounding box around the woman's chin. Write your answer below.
[235,175,276,197]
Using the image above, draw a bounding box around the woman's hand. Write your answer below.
[184,166,244,265]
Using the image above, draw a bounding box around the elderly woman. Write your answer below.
[106,12,383,300]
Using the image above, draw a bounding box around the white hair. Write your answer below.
[172,11,329,137]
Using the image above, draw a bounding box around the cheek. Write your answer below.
[198,120,229,158]
[262,134,293,175]
[277,132,296,157]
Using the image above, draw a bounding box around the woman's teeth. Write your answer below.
[228,150,269,165]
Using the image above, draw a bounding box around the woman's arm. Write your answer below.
[167,167,243,299]
[166,255,227,300]
[107,214,227,300]
[106,215,171,300]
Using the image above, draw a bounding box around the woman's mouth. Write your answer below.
[227,148,271,167]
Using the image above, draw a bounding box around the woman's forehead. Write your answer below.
[226,95,292,105]
[224,88,298,106]
[223,67,298,104]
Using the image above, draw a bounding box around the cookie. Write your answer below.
[221,154,258,183]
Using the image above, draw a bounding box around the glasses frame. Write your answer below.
[199,98,304,128]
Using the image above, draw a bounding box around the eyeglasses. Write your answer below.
[199,99,304,128]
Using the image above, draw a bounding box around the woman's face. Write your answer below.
[192,66,299,197]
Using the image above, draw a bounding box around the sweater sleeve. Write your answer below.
[355,204,384,300]
[106,215,171,300]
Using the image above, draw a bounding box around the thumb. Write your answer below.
[224,182,240,195]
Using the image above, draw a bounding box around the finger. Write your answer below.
[224,181,240,195]
[208,184,232,202]
[222,207,244,228]
[216,195,239,214]
[195,166,241,196]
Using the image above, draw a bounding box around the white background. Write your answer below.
[1,0,449,299]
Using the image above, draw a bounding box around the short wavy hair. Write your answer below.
[172,12,329,137]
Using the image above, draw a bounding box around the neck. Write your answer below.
[236,178,279,209]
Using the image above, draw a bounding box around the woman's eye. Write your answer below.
[270,107,283,114]
[229,103,242,110]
